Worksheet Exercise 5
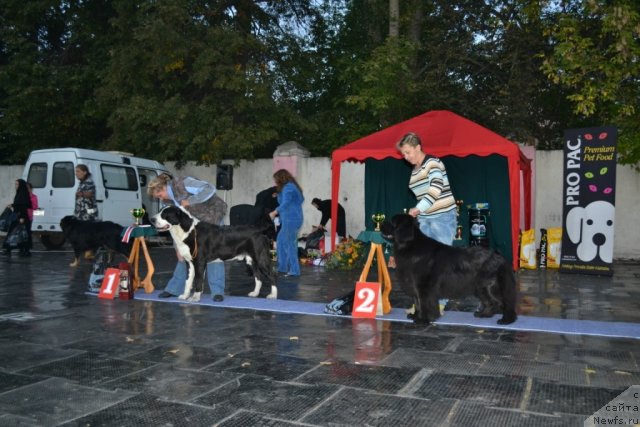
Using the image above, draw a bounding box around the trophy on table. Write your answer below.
[371,213,386,232]
[131,208,146,225]
[454,200,464,240]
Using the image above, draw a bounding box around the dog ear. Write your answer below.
[177,208,193,232]
[565,206,584,244]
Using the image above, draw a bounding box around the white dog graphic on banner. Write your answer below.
[565,200,615,263]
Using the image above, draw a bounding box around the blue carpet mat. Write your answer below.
[90,291,640,340]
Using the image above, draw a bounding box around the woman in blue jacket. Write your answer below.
[269,169,304,277]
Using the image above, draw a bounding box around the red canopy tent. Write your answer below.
[330,110,532,270]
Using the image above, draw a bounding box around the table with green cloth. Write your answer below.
[356,230,387,245]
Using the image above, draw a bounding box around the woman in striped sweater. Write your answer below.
[396,132,457,245]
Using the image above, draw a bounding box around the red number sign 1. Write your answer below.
[98,268,121,300]
[352,282,382,318]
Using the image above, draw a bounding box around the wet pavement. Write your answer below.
[1,240,639,426]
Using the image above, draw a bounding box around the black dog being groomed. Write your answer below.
[60,215,132,267]
[151,206,277,302]
[380,213,517,325]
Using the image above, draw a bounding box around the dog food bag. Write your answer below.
[546,227,562,269]
[519,229,537,270]
[539,228,548,269]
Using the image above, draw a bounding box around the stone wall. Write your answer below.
[3,150,639,259]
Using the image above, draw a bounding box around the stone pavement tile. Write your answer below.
[453,338,541,360]
[526,379,624,416]
[2,245,640,426]
[381,348,486,374]
[60,393,232,427]
[301,387,455,426]
[204,349,320,382]
[0,370,48,394]
[295,361,421,394]
[0,377,136,426]
[217,410,307,426]
[585,367,640,389]
[411,372,528,409]
[5,314,104,347]
[537,346,638,370]
[100,364,241,401]
[17,351,155,386]
[61,334,160,359]
[125,343,234,369]
[476,357,590,386]
[0,342,84,372]
[194,374,338,421]
[447,401,585,427]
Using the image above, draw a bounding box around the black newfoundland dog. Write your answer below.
[151,206,276,302]
[380,214,517,325]
[60,215,132,267]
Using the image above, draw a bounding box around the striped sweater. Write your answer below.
[409,155,456,217]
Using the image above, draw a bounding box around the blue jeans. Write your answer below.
[417,210,457,246]
[164,260,225,296]
[276,218,302,276]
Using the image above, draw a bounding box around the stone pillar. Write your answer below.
[272,141,310,177]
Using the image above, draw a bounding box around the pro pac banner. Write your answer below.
[560,126,617,275]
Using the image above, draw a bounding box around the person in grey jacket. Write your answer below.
[148,174,228,301]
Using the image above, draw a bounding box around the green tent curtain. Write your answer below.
[364,158,415,230]
[364,155,513,264]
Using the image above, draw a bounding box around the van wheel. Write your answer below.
[41,234,66,250]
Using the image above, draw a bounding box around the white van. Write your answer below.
[22,148,170,249]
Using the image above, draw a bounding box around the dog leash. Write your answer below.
[191,228,198,259]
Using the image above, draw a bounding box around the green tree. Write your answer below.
[309,0,578,152]
[99,0,319,165]
[0,0,114,163]
[542,0,640,164]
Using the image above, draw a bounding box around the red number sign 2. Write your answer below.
[352,282,382,318]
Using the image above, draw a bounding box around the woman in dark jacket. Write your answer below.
[3,179,32,257]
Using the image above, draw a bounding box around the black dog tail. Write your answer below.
[497,262,518,324]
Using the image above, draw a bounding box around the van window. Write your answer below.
[101,164,138,191]
[52,162,76,188]
[27,163,47,188]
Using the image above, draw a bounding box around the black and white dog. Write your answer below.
[381,214,517,325]
[151,206,277,302]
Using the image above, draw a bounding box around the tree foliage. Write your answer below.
[542,0,640,164]
[0,0,638,166]
[0,0,114,163]
[98,0,318,165]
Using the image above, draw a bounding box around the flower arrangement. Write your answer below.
[324,238,367,270]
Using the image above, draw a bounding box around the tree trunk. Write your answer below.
[389,0,399,37]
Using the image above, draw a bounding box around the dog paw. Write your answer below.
[497,315,517,325]
[178,293,189,300]
[405,305,416,315]
[266,293,277,299]
[69,259,79,267]
[247,291,259,297]
[187,292,202,302]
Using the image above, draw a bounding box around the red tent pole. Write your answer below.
[508,156,521,270]
[330,157,342,252]
[523,161,532,230]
